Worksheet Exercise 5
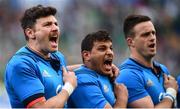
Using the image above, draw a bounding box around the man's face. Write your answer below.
[88,41,114,76]
[32,15,60,54]
[130,21,156,58]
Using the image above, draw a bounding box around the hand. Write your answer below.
[109,64,119,82]
[62,66,77,88]
[164,74,178,91]
[114,83,128,107]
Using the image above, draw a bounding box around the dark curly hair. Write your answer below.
[123,14,151,38]
[20,5,57,40]
[81,30,112,52]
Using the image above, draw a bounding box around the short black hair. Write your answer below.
[123,14,151,38]
[81,30,112,52]
[20,5,57,40]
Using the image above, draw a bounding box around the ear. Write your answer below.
[25,28,35,39]
[127,37,135,47]
[82,50,91,62]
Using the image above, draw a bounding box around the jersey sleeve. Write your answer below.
[116,69,148,103]
[68,82,108,108]
[8,56,44,106]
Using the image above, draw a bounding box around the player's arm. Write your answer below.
[104,83,128,108]
[116,69,156,108]
[128,91,175,108]
[27,90,69,108]
[128,90,176,108]
[128,74,178,108]
[28,66,77,108]
[67,64,82,71]
[128,96,154,107]
[69,78,118,108]
[155,74,178,108]
[105,65,128,108]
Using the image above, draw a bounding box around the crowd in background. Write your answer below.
[0,0,180,107]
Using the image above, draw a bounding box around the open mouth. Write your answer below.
[148,43,155,48]
[49,36,58,43]
[49,36,58,48]
[103,59,113,71]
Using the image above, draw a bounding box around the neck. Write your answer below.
[84,61,93,70]
[130,54,153,68]
[84,61,99,72]
[27,44,50,59]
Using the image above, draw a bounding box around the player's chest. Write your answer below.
[98,76,115,105]
[143,70,165,104]
[36,61,63,90]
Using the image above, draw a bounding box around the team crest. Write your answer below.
[147,79,153,87]
[42,70,51,77]
[103,84,109,93]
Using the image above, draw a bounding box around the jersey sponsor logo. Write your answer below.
[56,84,62,94]
[147,78,153,87]
[103,84,109,93]
[42,70,51,77]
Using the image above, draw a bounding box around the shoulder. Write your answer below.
[119,58,143,72]
[5,50,38,87]
[75,66,99,85]
[9,46,38,64]
[5,47,38,77]
[118,58,144,78]
[116,58,146,84]
[7,52,36,69]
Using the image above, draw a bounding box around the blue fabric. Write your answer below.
[4,46,67,108]
[177,75,180,108]
[116,58,169,105]
[67,65,115,108]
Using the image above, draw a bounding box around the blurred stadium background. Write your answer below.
[0,0,180,107]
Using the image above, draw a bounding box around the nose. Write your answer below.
[149,33,156,42]
[106,48,114,56]
[51,23,59,32]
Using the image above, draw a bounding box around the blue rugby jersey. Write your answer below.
[67,65,115,108]
[116,58,170,105]
[177,75,180,108]
[4,46,67,108]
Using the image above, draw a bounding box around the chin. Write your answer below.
[50,49,58,53]
[102,70,112,76]
[152,52,156,56]
[148,54,155,58]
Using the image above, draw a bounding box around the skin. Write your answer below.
[26,15,60,59]
[127,21,156,67]
[127,21,178,108]
[24,15,120,108]
[83,41,114,76]
[82,41,128,108]
[24,15,77,108]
